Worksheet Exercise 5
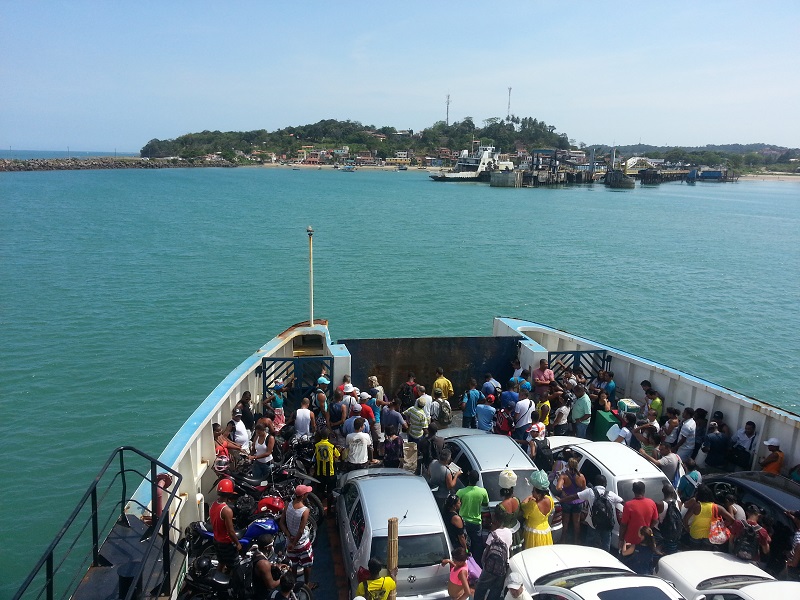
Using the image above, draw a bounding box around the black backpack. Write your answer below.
[533,438,554,472]
[660,500,682,543]
[591,488,614,531]
[481,532,508,579]
[398,382,418,410]
[733,521,762,561]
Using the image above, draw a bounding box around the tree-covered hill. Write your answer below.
[139,116,571,160]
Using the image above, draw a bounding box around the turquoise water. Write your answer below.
[1,167,799,592]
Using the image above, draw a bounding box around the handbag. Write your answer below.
[466,555,482,584]
[708,504,730,545]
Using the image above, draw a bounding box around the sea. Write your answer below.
[1,164,799,593]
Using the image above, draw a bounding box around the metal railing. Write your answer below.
[14,446,183,600]
[549,349,609,383]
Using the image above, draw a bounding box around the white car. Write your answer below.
[656,550,800,600]
[509,544,685,600]
[547,436,680,546]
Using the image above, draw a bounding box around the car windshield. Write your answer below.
[371,533,449,568]
[697,575,773,590]
[617,477,670,503]
[597,586,678,600]
[483,470,535,501]
[534,567,633,588]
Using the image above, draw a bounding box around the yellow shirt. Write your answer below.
[314,438,340,477]
[356,576,396,600]
[432,376,454,399]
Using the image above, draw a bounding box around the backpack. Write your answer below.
[398,382,418,410]
[384,436,403,464]
[481,532,508,579]
[494,409,514,436]
[436,399,452,425]
[591,488,615,531]
[363,577,386,600]
[733,521,762,561]
[660,500,682,543]
[533,438,554,472]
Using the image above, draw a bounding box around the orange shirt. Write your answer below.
[762,450,784,474]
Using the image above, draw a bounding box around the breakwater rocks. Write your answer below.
[0,157,237,172]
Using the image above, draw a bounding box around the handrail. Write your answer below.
[14,446,183,600]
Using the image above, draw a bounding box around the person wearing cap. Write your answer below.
[280,484,315,589]
[759,438,784,474]
[343,402,371,436]
[503,572,532,600]
[711,410,731,437]
[312,375,329,414]
[229,406,251,454]
[345,417,373,471]
[432,367,454,401]
[336,374,352,395]
[210,479,241,572]
[403,396,430,444]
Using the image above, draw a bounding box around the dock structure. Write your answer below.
[522,169,567,187]
[490,170,523,187]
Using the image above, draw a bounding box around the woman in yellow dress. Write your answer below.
[521,470,554,548]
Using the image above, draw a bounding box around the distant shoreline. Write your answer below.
[739,172,800,182]
[0,157,236,172]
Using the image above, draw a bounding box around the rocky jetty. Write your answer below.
[0,157,237,172]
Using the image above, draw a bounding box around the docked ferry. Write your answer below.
[429,145,514,182]
[15,314,800,599]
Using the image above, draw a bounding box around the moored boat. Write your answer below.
[429,145,514,182]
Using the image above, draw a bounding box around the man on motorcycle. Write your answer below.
[210,478,241,572]
[252,534,287,600]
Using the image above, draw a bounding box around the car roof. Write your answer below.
[705,472,800,511]
[453,433,535,471]
[738,581,800,598]
[571,576,683,600]
[438,427,489,440]
[656,551,773,589]
[351,472,445,535]
[509,544,631,587]
[552,439,668,480]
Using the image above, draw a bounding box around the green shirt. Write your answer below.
[403,405,429,439]
[649,397,663,420]
[456,485,489,525]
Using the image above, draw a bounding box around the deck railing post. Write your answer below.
[120,451,127,520]
[46,553,53,600]
[91,487,100,566]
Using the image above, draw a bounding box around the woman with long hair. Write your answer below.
[621,526,662,574]
[441,547,472,600]
[443,494,468,552]
[683,484,734,550]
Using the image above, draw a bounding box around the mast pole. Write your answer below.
[307,226,314,327]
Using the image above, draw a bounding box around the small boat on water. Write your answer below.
[430,145,514,182]
[15,233,800,600]
[341,164,355,172]
[396,165,408,171]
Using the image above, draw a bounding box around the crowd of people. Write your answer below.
[210,360,800,596]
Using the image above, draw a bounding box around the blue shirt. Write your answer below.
[381,408,404,433]
[475,404,496,431]
[605,380,617,403]
[366,398,380,423]
[462,389,483,417]
[343,416,370,436]
[481,379,500,398]
[500,390,519,410]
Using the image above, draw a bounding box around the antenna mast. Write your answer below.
[446,94,450,126]
[307,226,314,327]
[507,87,512,120]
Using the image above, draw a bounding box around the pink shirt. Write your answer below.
[533,368,555,396]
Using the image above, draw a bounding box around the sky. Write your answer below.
[1,1,798,152]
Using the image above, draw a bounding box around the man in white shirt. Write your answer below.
[561,474,623,553]
[416,385,433,420]
[345,417,373,471]
[504,572,533,600]
[512,389,534,441]
[292,397,315,438]
[675,407,697,462]
[229,408,250,452]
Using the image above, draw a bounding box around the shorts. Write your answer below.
[214,540,239,568]
[561,502,584,515]
[287,538,314,568]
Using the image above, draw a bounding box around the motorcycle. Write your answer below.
[180,543,313,600]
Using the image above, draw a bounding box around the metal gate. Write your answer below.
[549,349,609,382]
[260,356,334,409]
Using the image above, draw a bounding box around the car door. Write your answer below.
[445,440,473,489]
[337,482,362,590]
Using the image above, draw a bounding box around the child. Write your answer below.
[441,547,472,600]
[383,425,404,468]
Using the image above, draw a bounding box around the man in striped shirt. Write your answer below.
[403,396,430,443]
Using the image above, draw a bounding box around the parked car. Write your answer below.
[336,468,451,600]
[656,550,800,600]
[441,429,563,543]
[509,544,684,600]
[703,471,800,574]
[547,437,677,546]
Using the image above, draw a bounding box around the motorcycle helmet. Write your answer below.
[217,478,235,494]
[213,455,230,473]
[257,495,285,516]
[191,556,212,578]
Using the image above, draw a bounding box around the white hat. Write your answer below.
[499,469,518,489]
[343,383,355,393]
[359,391,371,401]
[764,437,780,447]
[506,572,524,590]
[351,402,362,412]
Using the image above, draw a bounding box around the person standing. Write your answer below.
[639,442,681,485]
[674,407,697,463]
[280,485,316,589]
[560,474,623,553]
[571,386,591,438]
[683,484,734,551]
[210,479,241,572]
[729,421,757,470]
[532,359,555,400]
[556,458,586,544]
[521,471,554,548]
[345,417,373,471]
[475,395,497,432]
[701,421,728,469]
[482,372,501,399]
[473,509,513,600]
[461,378,483,429]
[292,397,316,439]
[250,423,274,480]
[512,389,534,442]
[356,558,397,600]
[403,396,430,444]
[618,481,658,554]
[456,470,489,564]
[229,407,250,453]
[313,427,339,515]
[382,424,404,469]
[433,367,455,401]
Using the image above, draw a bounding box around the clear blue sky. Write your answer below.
[1,1,798,152]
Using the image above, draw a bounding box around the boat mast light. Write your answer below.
[307,226,314,327]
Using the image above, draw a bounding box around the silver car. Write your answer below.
[336,468,451,600]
